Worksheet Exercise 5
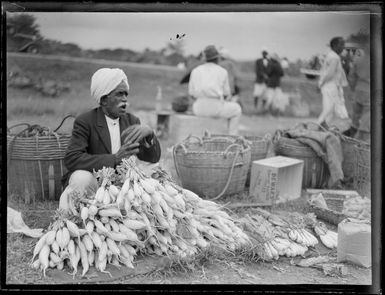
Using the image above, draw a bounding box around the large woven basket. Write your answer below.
[308,193,347,225]
[273,124,329,188]
[354,142,371,198]
[202,131,270,186]
[330,129,364,186]
[173,135,251,199]
[7,115,74,202]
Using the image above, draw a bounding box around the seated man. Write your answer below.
[188,45,242,135]
[59,67,161,210]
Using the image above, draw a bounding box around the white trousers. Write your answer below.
[192,98,242,135]
[317,83,348,125]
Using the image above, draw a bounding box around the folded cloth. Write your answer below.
[7,207,44,238]
[283,125,344,187]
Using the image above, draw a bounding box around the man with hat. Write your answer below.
[188,45,242,135]
[59,68,161,211]
[253,47,271,112]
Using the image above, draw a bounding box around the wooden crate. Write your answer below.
[249,156,304,206]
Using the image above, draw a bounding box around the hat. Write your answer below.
[261,46,269,53]
[203,45,219,61]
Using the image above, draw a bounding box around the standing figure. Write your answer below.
[265,53,285,114]
[317,37,349,128]
[188,45,242,135]
[253,48,270,112]
[344,42,370,142]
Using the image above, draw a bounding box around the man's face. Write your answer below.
[102,81,129,119]
[262,51,268,58]
[334,39,345,55]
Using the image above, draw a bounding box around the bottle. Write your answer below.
[155,85,162,113]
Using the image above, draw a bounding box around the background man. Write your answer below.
[344,42,370,142]
[253,48,270,112]
[188,45,242,135]
[59,68,161,210]
[317,37,349,128]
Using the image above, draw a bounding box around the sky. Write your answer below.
[28,10,370,61]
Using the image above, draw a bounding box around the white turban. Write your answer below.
[90,68,129,104]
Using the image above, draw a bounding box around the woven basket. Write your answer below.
[354,142,371,198]
[7,115,74,202]
[329,129,364,186]
[309,194,347,225]
[173,135,251,199]
[202,131,270,186]
[273,126,329,188]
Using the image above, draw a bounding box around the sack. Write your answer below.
[337,218,371,268]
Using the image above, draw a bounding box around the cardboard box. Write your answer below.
[249,156,304,206]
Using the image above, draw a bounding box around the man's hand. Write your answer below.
[121,124,153,145]
[114,142,140,164]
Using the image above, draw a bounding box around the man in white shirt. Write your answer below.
[317,37,349,128]
[188,45,242,135]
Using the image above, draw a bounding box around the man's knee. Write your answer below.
[68,170,98,195]
[230,102,242,116]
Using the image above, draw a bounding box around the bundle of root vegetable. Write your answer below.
[303,213,338,249]
[30,156,250,278]
[237,209,325,261]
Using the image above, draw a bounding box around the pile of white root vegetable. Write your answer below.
[30,157,251,278]
[237,209,338,261]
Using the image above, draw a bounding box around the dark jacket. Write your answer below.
[62,107,161,186]
[266,60,284,88]
[255,58,270,83]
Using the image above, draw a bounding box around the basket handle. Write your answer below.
[223,143,243,157]
[208,148,241,201]
[263,133,273,153]
[203,129,211,139]
[54,114,75,133]
[271,129,283,145]
[7,123,31,133]
[182,134,203,145]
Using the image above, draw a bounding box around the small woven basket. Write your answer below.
[173,135,251,199]
[7,115,74,203]
[309,194,347,225]
[202,131,270,185]
[354,142,371,198]
[273,123,330,188]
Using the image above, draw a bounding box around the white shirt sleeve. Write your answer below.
[188,69,197,97]
[319,54,339,87]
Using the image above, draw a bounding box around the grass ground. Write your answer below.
[5,53,369,286]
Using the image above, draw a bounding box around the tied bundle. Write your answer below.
[237,209,321,261]
[30,156,250,278]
